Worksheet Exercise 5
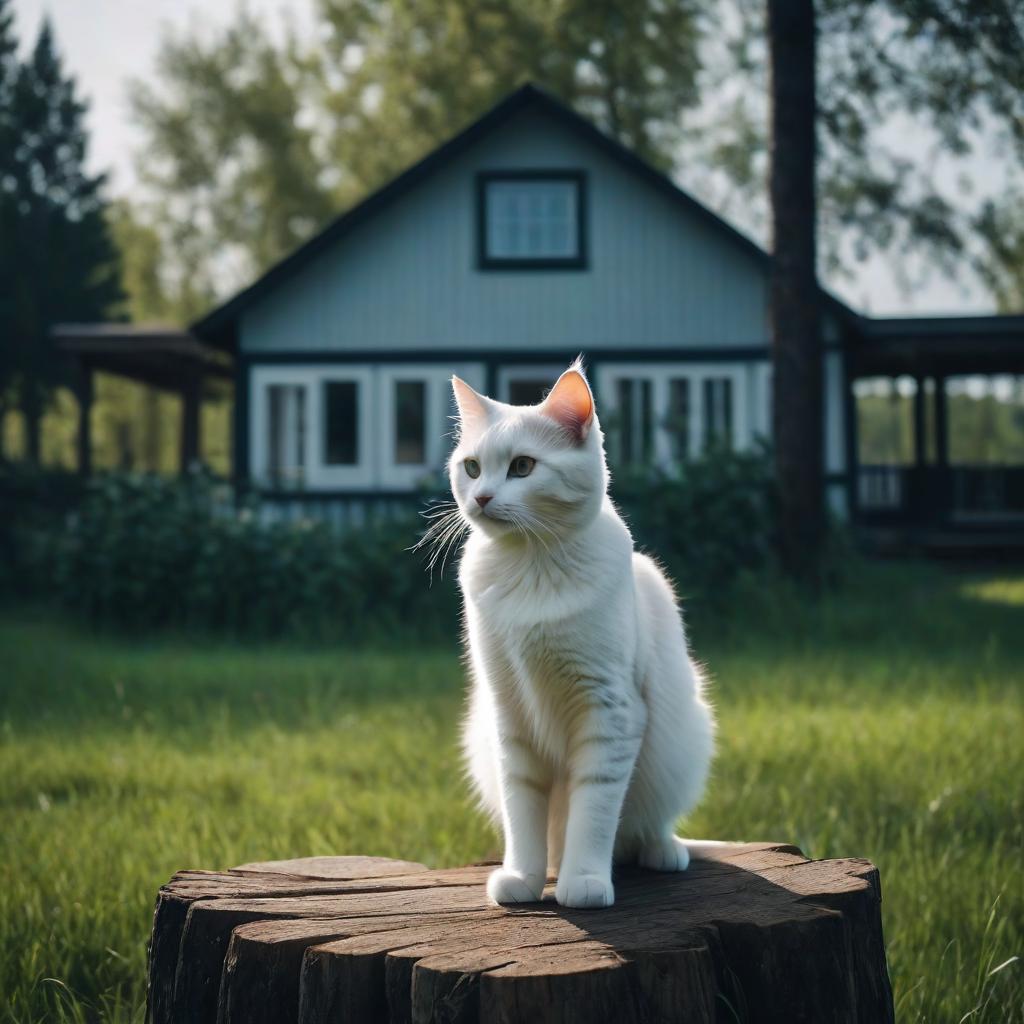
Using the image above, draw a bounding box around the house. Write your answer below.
[59,84,1024,542]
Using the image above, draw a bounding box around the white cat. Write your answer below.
[444,360,715,910]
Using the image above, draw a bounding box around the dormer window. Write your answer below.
[477,171,586,269]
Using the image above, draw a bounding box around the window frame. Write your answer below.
[595,362,751,468]
[376,364,466,489]
[476,170,588,271]
[264,381,307,489]
[252,363,488,492]
[251,364,375,490]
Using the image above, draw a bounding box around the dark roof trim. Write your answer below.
[191,82,857,349]
[857,313,1024,343]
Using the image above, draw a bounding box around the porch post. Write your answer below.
[75,365,93,476]
[934,376,948,467]
[180,375,201,472]
[913,375,927,467]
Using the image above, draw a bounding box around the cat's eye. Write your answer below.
[508,455,536,478]
[464,458,481,479]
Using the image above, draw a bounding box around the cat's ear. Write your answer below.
[451,376,494,436]
[540,363,595,441]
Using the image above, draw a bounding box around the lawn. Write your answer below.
[1,561,1021,1023]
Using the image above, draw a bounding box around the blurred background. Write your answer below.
[0,2,1021,1022]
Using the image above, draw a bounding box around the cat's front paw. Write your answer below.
[637,835,691,872]
[487,868,545,905]
[555,873,614,909]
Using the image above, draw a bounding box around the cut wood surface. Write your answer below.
[146,844,894,1023]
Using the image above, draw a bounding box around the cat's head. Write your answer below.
[448,360,608,542]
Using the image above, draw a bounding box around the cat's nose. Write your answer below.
[475,495,493,509]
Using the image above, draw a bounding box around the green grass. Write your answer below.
[1,561,1021,1022]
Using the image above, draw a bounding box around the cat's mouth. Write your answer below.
[472,505,514,529]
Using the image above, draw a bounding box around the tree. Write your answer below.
[766,0,822,580]
[0,0,19,443]
[129,11,335,301]
[705,1,1024,289]
[975,192,1024,312]
[0,16,122,463]
[752,0,1024,579]
[129,0,704,296]
[107,199,211,324]
[315,0,702,185]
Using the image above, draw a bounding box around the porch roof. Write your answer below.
[850,313,1024,377]
[53,323,232,396]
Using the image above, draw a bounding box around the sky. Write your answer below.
[11,0,1007,317]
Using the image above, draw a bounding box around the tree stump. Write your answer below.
[146,843,894,1023]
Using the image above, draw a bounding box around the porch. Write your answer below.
[53,323,233,474]
[849,314,1024,548]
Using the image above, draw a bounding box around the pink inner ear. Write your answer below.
[541,370,594,440]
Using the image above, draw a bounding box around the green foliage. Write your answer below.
[16,448,782,638]
[128,11,336,302]
[975,189,1024,312]
[612,443,779,596]
[0,563,1021,1022]
[105,199,211,326]
[0,13,123,457]
[0,463,85,599]
[856,378,1024,465]
[705,0,1024,285]
[315,0,702,183]
[25,470,459,641]
[127,0,703,295]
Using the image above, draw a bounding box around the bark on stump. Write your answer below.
[146,843,894,1023]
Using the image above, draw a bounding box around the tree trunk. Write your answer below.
[147,845,894,1024]
[768,0,823,581]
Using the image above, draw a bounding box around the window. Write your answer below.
[394,380,426,464]
[478,172,586,268]
[324,380,359,465]
[596,364,748,471]
[507,379,551,406]
[498,365,565,407]
[377,363,485,488]
[668,378,691,460]
[253,364,484,491]
[703,378,733,449]
[266,384,305,487]
[617,378,654,465]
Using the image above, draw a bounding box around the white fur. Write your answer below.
[446,363,715,909]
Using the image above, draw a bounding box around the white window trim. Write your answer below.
[251,364,375,489]
[315,367,376,488]
[595,362,752,467]
[755,362,773,442]
[251,362,487,492]
[377,364,465,488]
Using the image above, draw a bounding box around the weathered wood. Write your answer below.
[146,845,894,1024]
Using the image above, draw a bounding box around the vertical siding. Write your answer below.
[240,107,770,355]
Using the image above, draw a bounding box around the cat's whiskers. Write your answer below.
[415,504,470,581]
[433,516,468,579]
[414,504,467,574]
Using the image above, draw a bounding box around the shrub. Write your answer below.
[611,443,780,599]
[0,463,86,599]
[12,446,783,638]
[21,470,459,642]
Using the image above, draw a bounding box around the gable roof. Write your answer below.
[192,82,856,350]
